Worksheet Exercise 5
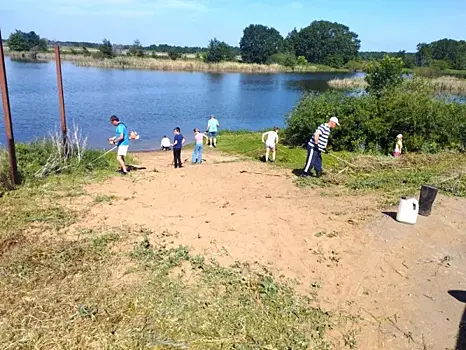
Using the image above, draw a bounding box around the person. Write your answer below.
[161,135,171,151]
[393,134,403,157]
[192,128,208,164]
[261,127,279,162]
[172,127,185,169]
[108,115,129,175]
[206,114,220,148]
[301,116,340,178]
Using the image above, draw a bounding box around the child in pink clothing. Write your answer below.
[192,128,208,164]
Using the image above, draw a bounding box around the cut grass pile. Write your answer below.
[218,130,466,206]
[0,170,338,349]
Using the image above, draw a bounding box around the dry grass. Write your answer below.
[6,51,344,73]
[431,76,466,93]
[328,76,466,94]
[327,77,367,89]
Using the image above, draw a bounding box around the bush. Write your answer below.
[266,52,296,67]
[296,56,308,66]
[168,50,182,60]
[365,55,404,96]
[204,38,236,63]
[345,59,365,72]
[284,79,466,153]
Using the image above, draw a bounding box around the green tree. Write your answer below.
[204,38,235,63]
[283,28,298,54]
[82,47,91,56]
[296,56,308,66]
[415,43,432,67]
[294,21,360,66]
[7,30,48,51]
[239,24,283,64]
[365,55,404,96]
[98,39,114,58]
[266,52,296,67]
[129,39,144,57]
[168,50,182,60]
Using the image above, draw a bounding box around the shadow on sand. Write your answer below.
[448,290,466,350]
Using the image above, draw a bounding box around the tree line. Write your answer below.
[5,27,466,72]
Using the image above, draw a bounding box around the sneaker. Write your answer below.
[300,172,310,177]
[316,171,323,178]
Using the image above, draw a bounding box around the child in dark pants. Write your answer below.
[172,127,185,168]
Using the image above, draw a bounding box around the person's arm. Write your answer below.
[262,132,268,143]
[161,139,164,148]
[314,131,320,146]
[182,138,186,145]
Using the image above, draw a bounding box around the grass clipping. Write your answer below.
[0,224,333,349]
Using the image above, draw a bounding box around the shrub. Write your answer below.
[266,52,296,67]
[284,79,466,153]
[365,55,404,96]
[204,38,236,63]
[168,50,182,60]
[296,56,308,66]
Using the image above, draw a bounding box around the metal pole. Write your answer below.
[0,29,19,186]
[54,45,68,152]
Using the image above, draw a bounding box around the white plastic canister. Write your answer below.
[396,197,419,224]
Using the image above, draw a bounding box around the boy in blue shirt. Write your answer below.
[172,127,185,169]
[108,115,129,175]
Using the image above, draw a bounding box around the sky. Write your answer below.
[1,0,465,52]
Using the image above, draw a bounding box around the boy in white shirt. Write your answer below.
[261,127,279,162]
[160,135,171,151]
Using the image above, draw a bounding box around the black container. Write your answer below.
[419,185,438,216]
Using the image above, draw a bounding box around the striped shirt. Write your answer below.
[308,123,331,151]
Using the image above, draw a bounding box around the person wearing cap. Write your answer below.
[261,126,279,162]
[301,116,340,178]
[393,134,403,157]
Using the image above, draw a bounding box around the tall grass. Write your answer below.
[0,125,115,192]
[6,51,347,73]
[328,76,466,94]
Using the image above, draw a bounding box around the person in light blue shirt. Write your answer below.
[206,114,220,148]
[108,115,129,175]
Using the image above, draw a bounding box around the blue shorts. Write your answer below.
[208,131,217,137]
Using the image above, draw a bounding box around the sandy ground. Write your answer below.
[65,149,466,349]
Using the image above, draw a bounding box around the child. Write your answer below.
[394,134,403,158]
[192,128,208,164]
[261,127,279,162]
[161,135,171,151]
[172,127,185,168]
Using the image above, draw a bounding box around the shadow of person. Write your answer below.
[291,169,304,177]
[448,290,466,350]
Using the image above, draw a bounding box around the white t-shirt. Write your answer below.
[161,137,171,147]
[265,131,278,147]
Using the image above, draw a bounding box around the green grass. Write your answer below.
[218,131,466,206]
[0,172,339,349]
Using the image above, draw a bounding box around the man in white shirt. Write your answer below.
[261,126,279,162]
[160,135,171,151]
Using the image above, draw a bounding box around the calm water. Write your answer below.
[0,58,362,150]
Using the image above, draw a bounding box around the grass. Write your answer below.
[218,130,466,206]
[327,76,466,94]
[0,170,338,349]
[6,51,348,73]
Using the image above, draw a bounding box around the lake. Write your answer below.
[0,57,362,150]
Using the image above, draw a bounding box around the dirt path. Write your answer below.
[65,149,466,349]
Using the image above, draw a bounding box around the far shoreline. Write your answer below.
[5,51,350,74]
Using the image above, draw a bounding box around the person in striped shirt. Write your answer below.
[301,116,340,178]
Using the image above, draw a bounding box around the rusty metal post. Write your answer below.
[54,45,68,153]
[0,29,19,186]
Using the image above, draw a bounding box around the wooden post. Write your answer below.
[54,45,68,153]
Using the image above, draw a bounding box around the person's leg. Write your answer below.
[209,134,213,147]
[117,146,128,173]
[198,144,203,164]
[173,149,178,168]
[314,151,323,177]
[302,145,315,175]
[272,148,276,162]
[265,147,270,162]
[192,146,197,164]
[213,133,217,147]
[176,148,182,167]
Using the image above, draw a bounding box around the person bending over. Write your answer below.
[262,127,279,162]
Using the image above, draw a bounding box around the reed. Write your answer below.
[327,77,367,89]
[328,76,466,94]
[6,51,345,73]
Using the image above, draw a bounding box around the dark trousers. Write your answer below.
[303,144,322,174]
[173,148,182,168]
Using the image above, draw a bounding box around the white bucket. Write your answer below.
[396,197,419,225]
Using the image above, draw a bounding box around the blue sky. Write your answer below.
[2,0,465,51]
